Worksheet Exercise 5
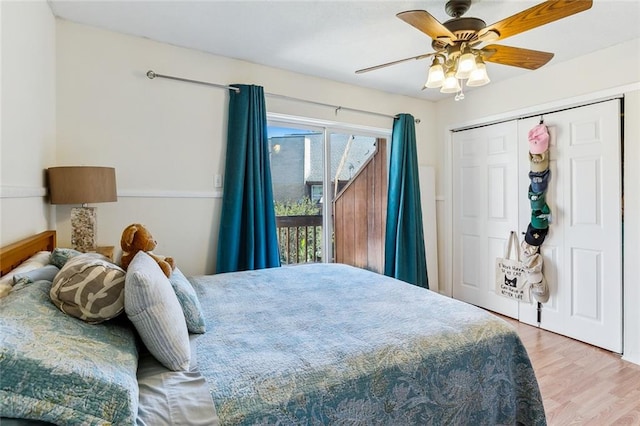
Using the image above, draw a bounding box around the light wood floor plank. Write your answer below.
[500,316,640,425]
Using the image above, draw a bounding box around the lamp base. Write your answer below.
[71,206,97,252]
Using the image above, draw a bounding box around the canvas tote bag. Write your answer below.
[495,231,531,302]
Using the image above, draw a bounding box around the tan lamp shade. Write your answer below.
[47,166,117,252]
[48,166,117,205]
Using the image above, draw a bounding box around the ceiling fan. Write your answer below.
[356,0,593,96]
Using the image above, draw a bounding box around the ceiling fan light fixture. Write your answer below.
[424,58,445,88]
[454,51,476,79]
[369,0,592,98]
[466,58,490,87]
[440,70,461,93]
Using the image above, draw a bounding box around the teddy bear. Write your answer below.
[120,223,175,278]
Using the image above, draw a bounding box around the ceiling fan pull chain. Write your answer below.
[454,82,465,101]
[539,115,544,124]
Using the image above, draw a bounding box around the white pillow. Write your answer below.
[13,264,60,286]
[0,251,51,298]
[125,252,190,371]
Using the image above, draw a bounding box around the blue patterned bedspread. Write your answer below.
[190,263,546,425]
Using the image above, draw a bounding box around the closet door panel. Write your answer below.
[452,121,519,318]
[518,100,622,352]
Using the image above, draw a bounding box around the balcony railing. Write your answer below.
[276,215,322,264]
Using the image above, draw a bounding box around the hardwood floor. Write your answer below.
[502,317,640,425]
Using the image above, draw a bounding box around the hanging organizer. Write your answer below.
[523,116,551,304]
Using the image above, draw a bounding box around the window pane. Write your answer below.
[268,125,324,265]
[267,124,380,267]
[328,133,377,200]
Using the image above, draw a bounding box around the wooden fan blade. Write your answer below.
[482,45,554,70]
[478,0,593,42]
[396,10,456,44]
[355,52,435,74]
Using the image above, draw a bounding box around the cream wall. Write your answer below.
[0,1,56,245]
[55,20,436,276]
[433,38,640,364]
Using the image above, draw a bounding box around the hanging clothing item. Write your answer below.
[525,122,551,303]
[529,150,550,172]
[528,185,547,210]
[521,251,549,304]
[529,169,551,193]
[521,240,539,258]
[528,123,550,154]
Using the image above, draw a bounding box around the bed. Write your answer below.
[0,231,547,425]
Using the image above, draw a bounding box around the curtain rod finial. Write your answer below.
[147,70,156,79]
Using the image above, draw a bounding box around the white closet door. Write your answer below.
[452,100,622,352]
[518,100,622,352]
[452,121,520,318]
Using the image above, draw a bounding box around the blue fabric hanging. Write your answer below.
[384,113,428,288]
[216,84,281,273]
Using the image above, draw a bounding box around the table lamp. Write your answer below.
[47,166,117,252]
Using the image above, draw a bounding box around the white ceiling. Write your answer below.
[48,0,640,101]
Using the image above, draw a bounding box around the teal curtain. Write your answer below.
[216,84,280,273]
[384,113,428,288]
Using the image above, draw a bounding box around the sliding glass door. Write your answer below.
[268,124,325,264]
[267,121,382,265]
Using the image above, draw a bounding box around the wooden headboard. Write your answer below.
[0,231,57,277]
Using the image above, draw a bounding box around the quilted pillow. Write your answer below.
[50,253,126,323]
[50,247,82,268]
[125,252,190,371]
[169,268,206,334]
[0,280,138,425]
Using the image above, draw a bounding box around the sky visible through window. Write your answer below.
[267,126,317,137]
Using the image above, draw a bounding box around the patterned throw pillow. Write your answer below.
[169,268,206,334]
[125,252,190,371]
[50,253,126,323]
[50,247,83,268]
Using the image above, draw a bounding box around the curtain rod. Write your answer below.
[146,70,420,123]
[146,70,240,92]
